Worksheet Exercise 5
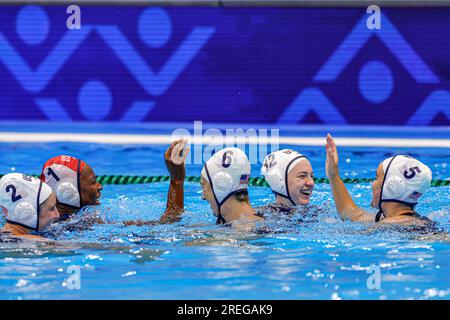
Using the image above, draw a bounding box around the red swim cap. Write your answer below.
[40,155,86,208]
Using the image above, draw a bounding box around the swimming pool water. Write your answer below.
[0,142,449,300]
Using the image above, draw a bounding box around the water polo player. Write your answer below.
[125,142,263,228]
[260,149,315,214]
[40,155,103,220]
[201,147,263,227]
[325,134,435,228]
[0,173,59,240]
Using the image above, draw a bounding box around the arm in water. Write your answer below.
[124,139,190,226]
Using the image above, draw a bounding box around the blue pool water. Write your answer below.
[0,142,449,300]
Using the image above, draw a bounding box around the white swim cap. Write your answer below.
[201,147,251,222]
[379,155,432,209]
[261,149,308,205]
[0,173,52,230]
[40,155,85,208]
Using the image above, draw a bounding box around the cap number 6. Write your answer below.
[222,151,234,168]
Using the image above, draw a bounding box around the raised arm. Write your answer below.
[159,139,190,223]
[326,134,372,222]
[123,139,190,226]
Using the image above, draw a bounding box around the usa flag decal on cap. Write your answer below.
[408,191,423,200]
[240,174,249,184]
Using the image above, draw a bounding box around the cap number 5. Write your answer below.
[403,166,421,179]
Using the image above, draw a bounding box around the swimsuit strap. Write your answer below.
[400,211,434,224]
[253,212,265,219]
[399,211,419,218]
[376,210,430,223]
[264,202,296,214]
[58,213,73,222]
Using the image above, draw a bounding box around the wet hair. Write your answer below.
[233,190,249,203]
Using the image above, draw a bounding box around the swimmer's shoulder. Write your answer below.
[50,209,105,235]
[256,203,326,224]
[378,212,440,233]
[255,203,296,215]
[0,231,22,243]
[227,212,265,232]
[0,231,53,242]
[257,202,329,215]
[19,234,52,241]
[380,211,431,225]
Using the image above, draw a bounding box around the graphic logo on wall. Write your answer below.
[0,7,448,125]
[278,14,449,125]
[0,6,215,121]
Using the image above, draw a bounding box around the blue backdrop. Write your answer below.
[0,5,449,125]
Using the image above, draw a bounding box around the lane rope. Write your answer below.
[1,174,448,187]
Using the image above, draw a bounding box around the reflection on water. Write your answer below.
[1,181,449,300]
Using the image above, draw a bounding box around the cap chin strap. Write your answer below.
[76,159,82,208]
[283,155,306,207]
[375,210,385,223]
[203,164,227,225]
[378,155,397,213]
[377,155,416,220]
[216,188,249,224]
[273,191,296,207]
[216,215,227,225]
[35,180,42,232]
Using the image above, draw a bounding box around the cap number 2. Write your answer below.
[264,154,277,170]
[6,185,22,203]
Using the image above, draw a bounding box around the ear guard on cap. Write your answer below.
[382,175,407,200]
[56,182,79,206]
[262,167,285,195]
[9,202,37,228]
[212,172,235,201]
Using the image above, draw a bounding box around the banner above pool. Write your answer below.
[0,6,449,125]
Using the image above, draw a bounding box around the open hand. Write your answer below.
[165,139,190,182]
[325,133,339,179]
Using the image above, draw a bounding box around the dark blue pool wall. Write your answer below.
[0,5,449,126]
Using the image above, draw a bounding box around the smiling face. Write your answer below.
[371,163,385,208]
[38,193,60,232]
[80,164,103,206]
[200,176,219,216]
[286,160,315,205]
